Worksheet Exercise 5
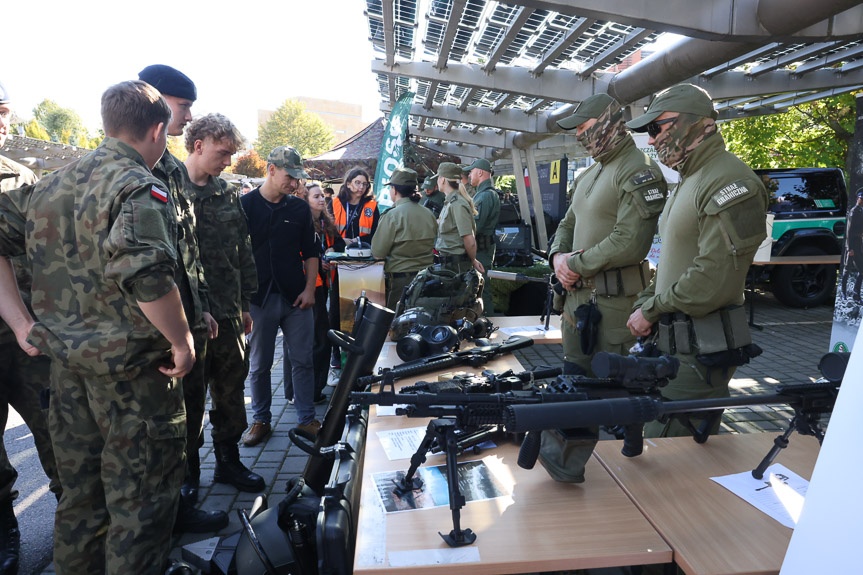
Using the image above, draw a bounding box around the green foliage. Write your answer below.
[254,100,334,160]
[23,119,50,141]
[495,174,516,194]
[166,137,188,162]
[31,99,98,148]
[232,150,267,178]
[722,92,857,173]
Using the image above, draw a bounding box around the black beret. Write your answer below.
[138,65,197,101]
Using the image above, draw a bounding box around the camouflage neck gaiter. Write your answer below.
[653,113,718,169]
[576,104,628,159]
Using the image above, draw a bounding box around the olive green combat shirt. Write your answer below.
[0,137,179,381]
[0,155,38,346]
[473,179,501,240]
[371,197,437,273]
[435,192,476,254]
[549,135,666,278]
[153,151,209,330]
[189,176,257,320]
[635,133,768,322]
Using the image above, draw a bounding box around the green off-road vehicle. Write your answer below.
[756,168,847,307]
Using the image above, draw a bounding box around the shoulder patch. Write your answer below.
[150,186,169,203]
[642,187,665,203]
[364,207,373,218]
[712,180,752,207]
[631,170,657,186]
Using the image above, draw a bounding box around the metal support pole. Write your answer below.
[510,147,533,227]
[524,146,549,250]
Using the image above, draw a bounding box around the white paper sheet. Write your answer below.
[499,324,558,337]
[711,463,808,529]
[376,426,428,460]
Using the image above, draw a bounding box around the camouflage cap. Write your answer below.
[557,94,617,130]
[433,162,463,180]
[385,166,419,187]
[627,83,717,132]
[268,146,310,179]
[464,158,493,173]
[0,81,9,105]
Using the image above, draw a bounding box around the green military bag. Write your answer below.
[393,265,484,331]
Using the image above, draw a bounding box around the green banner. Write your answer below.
[374,91,415,211]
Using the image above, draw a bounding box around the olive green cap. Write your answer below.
[556,94,617,130]
[384,166,418,187]
[432,162,463,180]
[464,158,492,172]
[421,176,436,190]
[627,83,718,132]
[267,146,310,179]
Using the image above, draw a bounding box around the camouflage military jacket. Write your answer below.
[636,133,768,322]
[190,176,257,320]
[0,137,179,380]
[550,135,666,278]
[0,155,38,345]
[153,151,209,330]
[371,197,437,273]
[472,179,501,238]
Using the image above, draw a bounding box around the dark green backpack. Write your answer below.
[392,265,484,335]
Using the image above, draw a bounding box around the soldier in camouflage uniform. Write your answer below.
[184,114,264,495]
[0,80,60,575]
[543,94,667,483]
[0,81,192,575]
[466,159,501,315]
[434,163,484,276]
[420,175,445,218]
[138,65,228,532]
[371,167,438,310]
[627,84,768,438]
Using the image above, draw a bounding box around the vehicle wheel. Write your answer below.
[770,246,837,307]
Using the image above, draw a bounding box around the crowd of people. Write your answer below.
[0,60,772,575]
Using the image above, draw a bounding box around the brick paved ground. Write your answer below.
[39,290,835,574]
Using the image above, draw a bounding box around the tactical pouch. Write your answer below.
[657,317,674,354]
[594,261,649,297]
[595,271,619,296]
[672,312,692,355]
[574,301,602,355]
[690,312,728,354]
[720,305,752,349]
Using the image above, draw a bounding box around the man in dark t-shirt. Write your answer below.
[241,146,320,446]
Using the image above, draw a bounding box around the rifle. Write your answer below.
[356,334,534,388]
[350,352,842,547]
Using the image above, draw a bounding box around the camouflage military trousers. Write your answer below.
[475,246,496,315]
[183,328,210,453]
[49,359,186,575]
[0,343,60,501]
[205,317,250,444]
[538,289,637,483]
[643,350,734,438]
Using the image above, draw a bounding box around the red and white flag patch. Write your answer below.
[151,186,168,202]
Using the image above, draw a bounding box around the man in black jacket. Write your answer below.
[241,146,319,446]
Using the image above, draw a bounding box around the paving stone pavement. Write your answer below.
[37,291,835,573]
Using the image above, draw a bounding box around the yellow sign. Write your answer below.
[550,160,560,184]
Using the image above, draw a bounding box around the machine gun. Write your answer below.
[356,334,535,388]
[350,351,843,547]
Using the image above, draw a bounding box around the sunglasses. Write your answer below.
[646,117,677,138]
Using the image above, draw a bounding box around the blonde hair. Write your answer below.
[443,178,477,215]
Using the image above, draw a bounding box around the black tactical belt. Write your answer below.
[386,271,415,279]
[437,253,471,264]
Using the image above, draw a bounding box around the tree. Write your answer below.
[232,150,267,177]
[254,100,334,159]
[23,119,50,141]
[722,92,857,174]
[31,99,96,148]
[166,136,188,162]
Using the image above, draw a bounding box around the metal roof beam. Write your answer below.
[382,0,395,67]
[436,0,468,70]
[383,101,542,132]
[417,139,493,161]
[702,67,863,99]
[578,27,653,78]
[772,84,863,108]
[793,44,863,75]
[492,93,518,113]
[525,98,549,114]
[747,42,841,76]
[414,125,508,148]
[372,59,604,104]
[501,0,863,41]
[532,18,595,76]
[742,91,809,109]
[458,87,478,112]
[483,7,534,72]
[700,43,782,78]
[424,80,439,110]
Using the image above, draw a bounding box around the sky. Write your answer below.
[3,0,383,143]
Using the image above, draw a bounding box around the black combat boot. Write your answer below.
[213,441,265,492]
[180,448,200,506]
[173,496,229,534]
[0,499,19,575]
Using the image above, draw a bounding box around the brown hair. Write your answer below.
[184,113,245,153]
[307,183,339,237]
[101,80,172,141]
[337,166,373,205]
